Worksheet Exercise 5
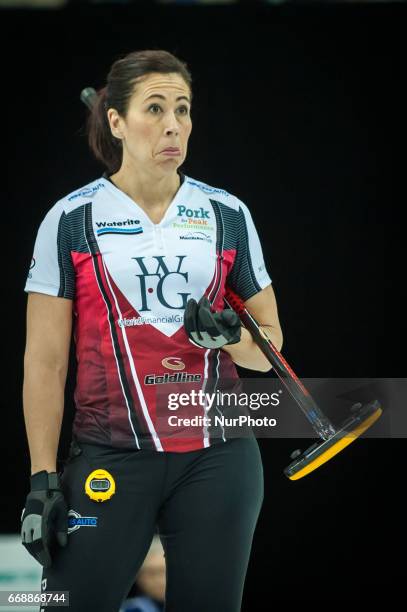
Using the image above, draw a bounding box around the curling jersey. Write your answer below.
[24,171,272,452]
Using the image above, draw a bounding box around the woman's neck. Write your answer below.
[109,166,181,210]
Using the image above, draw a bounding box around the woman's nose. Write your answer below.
[164,111,180,134]
[165,126,179,136]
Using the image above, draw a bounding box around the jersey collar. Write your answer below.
[101,170,187,227]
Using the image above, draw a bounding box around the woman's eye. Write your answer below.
[148,104,190,115]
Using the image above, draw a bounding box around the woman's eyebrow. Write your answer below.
[144,94,191,103]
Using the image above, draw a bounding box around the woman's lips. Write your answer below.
[161,149,181,156]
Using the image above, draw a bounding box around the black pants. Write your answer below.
[40,436,264,612]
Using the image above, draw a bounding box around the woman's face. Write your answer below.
[108,72,192,176]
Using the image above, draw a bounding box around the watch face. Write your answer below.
[90,478,110,492]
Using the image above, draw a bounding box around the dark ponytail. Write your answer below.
[87,86,122,174]
[86,49,193,175]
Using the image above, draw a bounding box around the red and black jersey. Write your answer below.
[24,172,272,452]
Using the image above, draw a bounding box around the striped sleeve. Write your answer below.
[24,202,75,299]
[227,198,272,301]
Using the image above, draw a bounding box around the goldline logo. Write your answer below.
[161,357,186,371]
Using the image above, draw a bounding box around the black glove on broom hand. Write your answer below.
[184,295,241,349]
[21,470,68,568]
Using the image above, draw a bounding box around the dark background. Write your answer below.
[2,1,405,605]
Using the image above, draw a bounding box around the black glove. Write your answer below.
[21,470,68,568]
[184,295,241,349]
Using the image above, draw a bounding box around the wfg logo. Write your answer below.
[132,255,191,312]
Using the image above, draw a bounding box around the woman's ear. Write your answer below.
[107,108,124,139]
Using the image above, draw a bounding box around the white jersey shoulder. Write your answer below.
[58,178,107,212]
[185,175,247,213]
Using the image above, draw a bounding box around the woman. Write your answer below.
[21,49,283,612]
